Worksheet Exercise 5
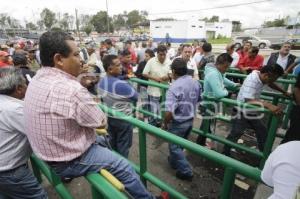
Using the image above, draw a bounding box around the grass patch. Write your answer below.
[208,38,232,44]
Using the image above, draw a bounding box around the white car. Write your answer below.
[233,36,271,49]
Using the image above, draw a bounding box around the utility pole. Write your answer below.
[106,0,110,33]
[75,8,81,43]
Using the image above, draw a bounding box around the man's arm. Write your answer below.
[268,83,289,96]
[162,111,173,130]
[74,87,107,129]
[246,99,283,115]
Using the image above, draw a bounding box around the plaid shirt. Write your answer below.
[24,67,106,161]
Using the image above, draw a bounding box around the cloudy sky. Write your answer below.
[1,0,299,28]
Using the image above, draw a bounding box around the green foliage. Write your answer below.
[208,37,231,44]
[26,22,38,30]
[40,8,56,29]
[232,21,242,32]
[83,24,93,35]
[200,16,219,22]
[90,11,113,33]
[263,18,286,27]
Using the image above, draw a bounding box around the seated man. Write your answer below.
[223,64,289,156]
[99,55,138,158]
[237,46,264,74]
[163,58,201,181]
[0,67,47,199]
[197,53,239,146]
[24,31,157,199]
[262,141,300,199]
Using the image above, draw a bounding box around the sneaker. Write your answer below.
[175,172,193,181]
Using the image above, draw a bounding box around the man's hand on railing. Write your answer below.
[265,103,283,115]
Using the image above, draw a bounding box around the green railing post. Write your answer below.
[220,167,236,199]
[282,100,293,129]
[139,128,148,186]
[91,186,105,199]
[30,157,43,183]
[160,88,167,119]
[260,115,279,168]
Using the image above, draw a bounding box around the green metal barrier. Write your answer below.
[129,78,283,168]
[30,154,74,199]
[99,103,262,199]
[85,174,127,199]
[30,154,127,199]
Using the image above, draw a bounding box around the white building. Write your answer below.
[150,19,232,43]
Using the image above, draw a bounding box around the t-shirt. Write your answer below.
[261,141,300,199]
[99,76,138,116]
[142,57,171,97]
[237,70,264,102]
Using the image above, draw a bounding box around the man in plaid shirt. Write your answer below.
[223,64,289,156]
[24,31,157,199]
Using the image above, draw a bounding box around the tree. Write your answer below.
[26,22,38,30]
[0,13,7,28]
[83,24,93,35]
[208,15,219,22]
[40,8,56,30]
[37,20,44,30]
[112,14,126,30]
[127,10,141,26]
[59,13,74,30]
[90,11,113,33]
[232,21,242,32]
[263,18,285,27]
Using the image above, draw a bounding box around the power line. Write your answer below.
[149,0,272,15]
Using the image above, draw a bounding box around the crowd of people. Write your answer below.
[1,30,300,199]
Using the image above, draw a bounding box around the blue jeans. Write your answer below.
[168,120,193,177]
[148,95,161,126]
[0,164,48,199]
[108,117,133,158]
[48,136,154,199]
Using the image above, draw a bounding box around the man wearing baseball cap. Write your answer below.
[0,51,10,68]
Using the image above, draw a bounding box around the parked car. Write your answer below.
[233,36,271,49]
[270,38,300,50]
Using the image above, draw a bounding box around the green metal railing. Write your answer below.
[129,77,284,167]
[30,154,127,199]
[30,154,74,199]
[99,103,262,199]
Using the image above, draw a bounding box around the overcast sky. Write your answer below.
[1,0,299,28]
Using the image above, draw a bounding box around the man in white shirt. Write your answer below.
[166,42,176,61]
[143,45,171,127]
[262,141,300,199]
[175,44,199,80]
[226,43,240,68]
[223,64,288,156]
[0,67,47,199]
[264,42,296,72]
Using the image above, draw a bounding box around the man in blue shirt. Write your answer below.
[99,55,138,158]
[162,58,201,181]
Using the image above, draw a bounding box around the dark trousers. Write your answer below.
[281,105,300,144]
[108,117,133,158]
[196,106,213,146]
[223,108,267,155]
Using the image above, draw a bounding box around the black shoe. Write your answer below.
[175,172,193,181]
[167,156,177,170]
[61,177,73,183]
